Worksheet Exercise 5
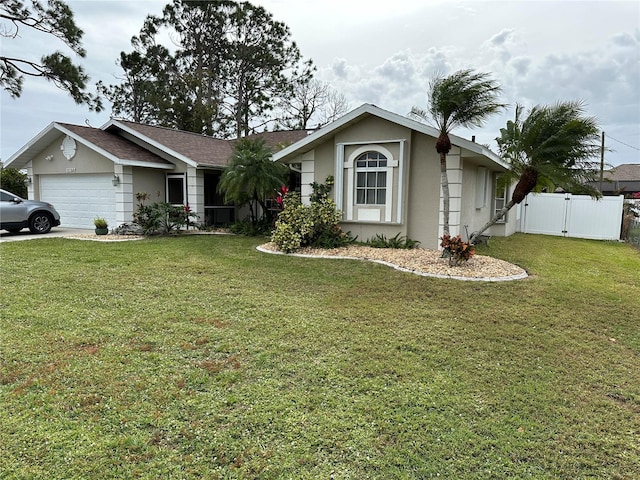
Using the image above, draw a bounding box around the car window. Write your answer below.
[1,191,16,202]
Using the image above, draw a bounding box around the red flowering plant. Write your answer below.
[440,234,475,266]
[274,185,288,210]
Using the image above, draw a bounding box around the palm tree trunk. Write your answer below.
[512,166,538,204]
[469,199,517,244]
[469,167,539,244]
[439,151,450,236]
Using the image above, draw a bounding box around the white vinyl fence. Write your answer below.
[519,193,624,241]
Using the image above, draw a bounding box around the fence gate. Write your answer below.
[520,193,624,240]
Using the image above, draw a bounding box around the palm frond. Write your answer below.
[425,69,507,133]
[496,100,602,199]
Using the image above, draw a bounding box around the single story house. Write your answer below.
[595,163,640,197]
[5,119,308,229]
[273,104,517,249]
[6,103,517,249]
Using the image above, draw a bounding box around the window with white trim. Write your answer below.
[167,174,186,205]
[355,151,387,205]
[494,173,508,223]
[339,142,402,223]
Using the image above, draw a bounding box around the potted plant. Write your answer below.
[93,217,109,235]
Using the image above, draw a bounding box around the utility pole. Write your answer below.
[599,131,605,194]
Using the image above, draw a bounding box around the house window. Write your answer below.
[355,151,387,205]
[167,174,186,205]
[340,142,401,223]
[494,173,508,223]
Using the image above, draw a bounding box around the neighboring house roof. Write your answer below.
[600,163,640,194]
[603,163,640,182]
[272,103,508,169]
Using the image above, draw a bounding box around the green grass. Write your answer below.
[1,233,639,479]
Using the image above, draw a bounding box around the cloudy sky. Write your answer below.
[2,0,639,166]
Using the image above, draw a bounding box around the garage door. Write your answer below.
[40,174,116,229]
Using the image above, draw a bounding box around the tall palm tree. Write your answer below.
[218,137,289,225]
[411,69,506,235]
[469,101,602,243]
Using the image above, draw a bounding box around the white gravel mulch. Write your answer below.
[258,243,528,282]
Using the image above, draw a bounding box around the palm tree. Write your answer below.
[411,69,506,235]
[469,101,602,243]
[218,137,289,225]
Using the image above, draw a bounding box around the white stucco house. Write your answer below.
[5,104,517,248]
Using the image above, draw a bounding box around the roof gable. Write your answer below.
[104,120,231,168]
[58,123,173,167]
[5,122,172,169]
[272,103,507,168]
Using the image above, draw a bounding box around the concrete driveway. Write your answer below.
[0,228,92,243]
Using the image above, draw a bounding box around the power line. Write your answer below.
[606,133,640,151]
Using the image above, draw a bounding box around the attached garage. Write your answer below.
[5,120,306,231]
[39,174,116,229]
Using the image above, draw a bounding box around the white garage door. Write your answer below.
[40,174,116,229]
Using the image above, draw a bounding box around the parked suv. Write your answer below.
[0,189,61,234]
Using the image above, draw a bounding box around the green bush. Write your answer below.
[0,167,28,198]
[134,200,198,235]
[271,179,353,253]
[364,233,421,249]
[229,218,272,236]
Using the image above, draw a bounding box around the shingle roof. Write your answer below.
[113,120,233,167]
[111,121,311,167]
[604,163,640,182]
[245,129,313,152]
[59,123,172,166]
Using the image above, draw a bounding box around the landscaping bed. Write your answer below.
[260,242,528,280]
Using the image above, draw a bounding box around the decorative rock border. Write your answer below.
[256,245,528,282]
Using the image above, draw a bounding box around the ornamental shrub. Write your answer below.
[365,233,421,249]
[271,179,352,253]
[440,234,475,266]
[134,200,198,235]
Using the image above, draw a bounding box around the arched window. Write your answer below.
[355,151,387,205]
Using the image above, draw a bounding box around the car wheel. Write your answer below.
[29,213,53,234]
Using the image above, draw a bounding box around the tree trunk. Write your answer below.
[512,166,538,204]
[469,168,539,244]
[469,199,517,244]
[436,132,452,237]
[440,151,450,236]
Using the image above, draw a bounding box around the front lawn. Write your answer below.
[1,234,639,479]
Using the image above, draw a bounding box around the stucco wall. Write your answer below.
[132,168,166,203]
[313,141,335,184]
[459,160,517,238]
[32,135,115,175]
[405,131,441,249]
[460,159,490,235]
